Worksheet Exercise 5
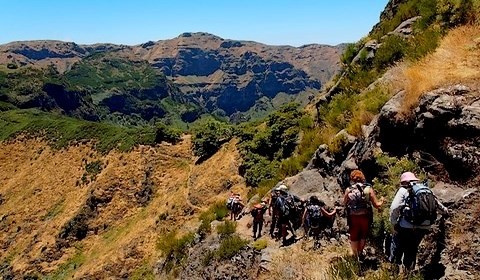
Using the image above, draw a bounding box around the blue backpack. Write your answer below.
[403,182,437,226]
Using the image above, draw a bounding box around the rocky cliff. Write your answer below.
[0,34,344,122]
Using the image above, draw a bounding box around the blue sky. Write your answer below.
[0,0,389,46]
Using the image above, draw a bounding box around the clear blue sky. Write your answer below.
[0,0,389,46]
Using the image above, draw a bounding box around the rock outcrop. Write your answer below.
[310,83,480,278]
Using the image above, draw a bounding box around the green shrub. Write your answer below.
[192,119,233,159]
[373,35,408,70]
[369,153,425,243]
[156,231,195,272]
[341,43,358,65]
[211,202,229,221]
[240,152,279,187]
[216,220,237,237]
[215,235,248,260]
[436,0,475,28]
[327,134,349,156]
[406,27,442,61]
[279,157,303,178]
[318,93,356,130]
[155,122,182,144]
[328,255,360,280]
[201,249,216,266]
[85,160,103,175]
[198,201,229,236]
[237,103,302,187]
[252,239,268,251]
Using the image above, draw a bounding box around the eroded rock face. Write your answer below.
[338,85,480,186]
[177,235,261,280]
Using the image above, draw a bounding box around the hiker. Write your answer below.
[301,195,337,240]
[274,184,302,246]
[344,169,384,257]
[269,187,281,238]
[251,199,268,240]
[389,172,448,273]
[226,192,244,221]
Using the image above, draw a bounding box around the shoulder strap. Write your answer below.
[363,185,371,202]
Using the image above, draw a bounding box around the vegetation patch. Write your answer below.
[192,118,233,160]
[0,109,163,152]
[252,239,268,251]
[215,234,248,260]
[45,248,85,280]
[80,160,104,184]
[400,25,480,113]
[43,198,66,221]
[237,103,302,187]
[156,231,195,272]
[197,201,229,236]
[130,261,155,280]
[216,220,236,237]
[370,153,425,245]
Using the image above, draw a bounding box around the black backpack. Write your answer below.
[275,195,291,217]
[403,181,437,226]
[308,205,322,228]
[226,197,235,210]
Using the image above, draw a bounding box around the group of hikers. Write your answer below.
[226,169,448,274]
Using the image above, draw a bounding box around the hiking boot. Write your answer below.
[358,251,366,263]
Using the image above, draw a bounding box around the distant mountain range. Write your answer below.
[0,33,345,124]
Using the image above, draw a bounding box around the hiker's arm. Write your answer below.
[436,198,449,215]
[301,209,307,226]
[343,188,350,205]
[369,188,384,209]
[389,188,407,225]
[321,207,336,217]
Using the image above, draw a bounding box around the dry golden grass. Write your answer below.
[259,242,349,280]
[0,135,247,278]
[400,25,480,113]
[189,138,248,207]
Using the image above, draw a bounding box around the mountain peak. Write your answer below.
[178,32,224,40]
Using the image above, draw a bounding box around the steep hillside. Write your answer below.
[0,136,247,278]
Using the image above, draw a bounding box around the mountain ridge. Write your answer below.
[1,33,344,123]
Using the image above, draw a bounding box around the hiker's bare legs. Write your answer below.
[359,239,366,254]
[350,241,359,256]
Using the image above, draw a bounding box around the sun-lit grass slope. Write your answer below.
[0,135,246,278]
[400,25,480,112]
[188,138,248,208]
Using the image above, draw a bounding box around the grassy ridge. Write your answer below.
[0,109,157,152]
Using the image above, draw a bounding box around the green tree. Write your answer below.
[192,120,233,159]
